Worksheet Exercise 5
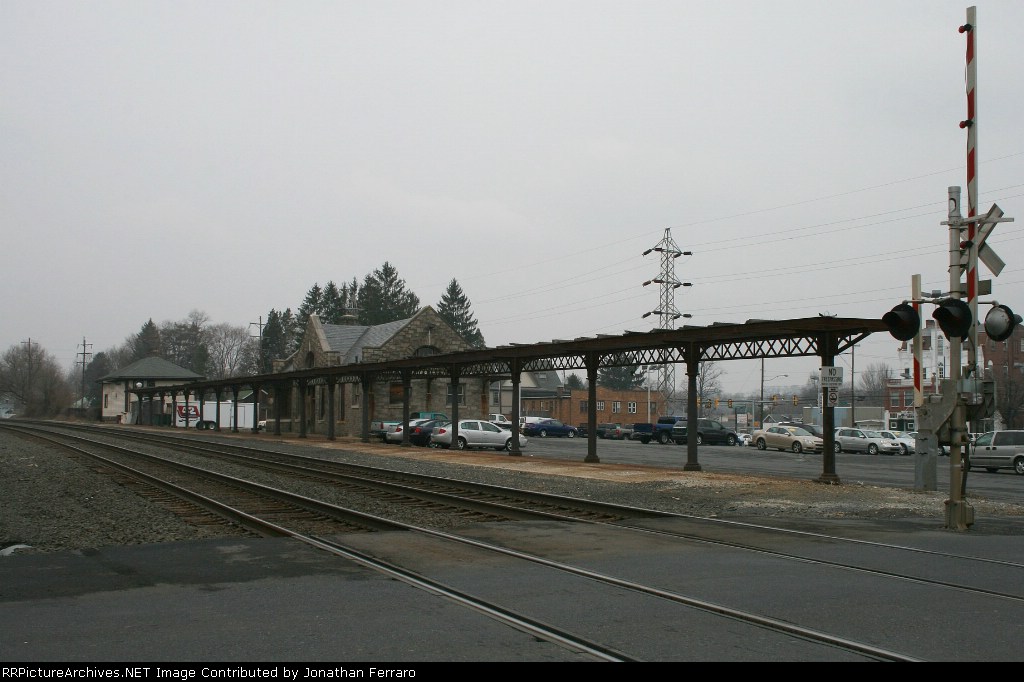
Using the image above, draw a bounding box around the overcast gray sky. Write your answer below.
[2,1,1021,396]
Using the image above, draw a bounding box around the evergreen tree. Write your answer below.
[82,352,112,405]
[131,319,162,360]
[437,278,485,348]
[296,283,324,331]
[321,281,346,323]
[261,308,295,371]
[565,372,585,390]
[358,262,419,325]
[597,357,643,390]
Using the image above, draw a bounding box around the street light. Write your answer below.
[759,358,788,427]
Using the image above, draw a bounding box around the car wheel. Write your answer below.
[756,439,767,450]
[658,432,670,445]
[1014,458,1024,475]
[726,435,737,446]
[900,444,909,455]
[792,442,803,454]
[539,430,548,438]
[504,438,514,452]
[834,442,842,454]
[456,436,467,450]
[696,434,703,445]
[567,430,576,438]
[868,444,879,455]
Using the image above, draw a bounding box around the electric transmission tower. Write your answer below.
[642,228,692,412]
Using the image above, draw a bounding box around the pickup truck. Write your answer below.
[487,413,513,429]
[630,416,686,444]
[369,419,401,441]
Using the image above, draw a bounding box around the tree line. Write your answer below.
[0,262,485,418]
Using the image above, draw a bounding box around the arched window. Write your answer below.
[414,346,441,357]
[305,351,315,369]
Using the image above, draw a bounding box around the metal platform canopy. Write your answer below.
[132,316,886,484]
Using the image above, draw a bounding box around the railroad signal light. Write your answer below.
[983,304,1022,342]
[714,398,720,408]
[882,303,921,341]
[933,298,973,340]
[772,394,778,404]
[727,399,733,408]
[792,394,799,406]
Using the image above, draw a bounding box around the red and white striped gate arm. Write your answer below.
[959,6,978,374]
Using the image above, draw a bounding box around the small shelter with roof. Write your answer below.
[99,356,203,423]
[272,307,478,436]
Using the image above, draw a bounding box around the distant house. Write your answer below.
[98,356,203,423]
[271,308,480,435]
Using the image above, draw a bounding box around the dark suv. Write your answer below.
[672,418,739,446]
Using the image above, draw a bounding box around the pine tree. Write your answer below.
[131,319,162,360]
[358,262,420,325]
[437,278,485,348]
[296,283,324,331]
[321,281,346,323]
[260,309,291,372]
[597,361,643,390]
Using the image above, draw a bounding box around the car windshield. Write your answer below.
[864,431,883,438]
[790,428,814,437]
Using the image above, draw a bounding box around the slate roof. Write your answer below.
[321,317,413,363]
[99,356,204,382]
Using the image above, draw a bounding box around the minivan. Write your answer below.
[968,431,1024,475]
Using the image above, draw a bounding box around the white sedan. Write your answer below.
[430,419,528,452]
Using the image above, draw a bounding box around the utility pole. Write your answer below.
[642,228,692,412]
[78,337,93,410]
[249,317,264,373]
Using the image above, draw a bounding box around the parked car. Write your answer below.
[430,419,528,452]
[751,425,823,454]
[736,433,752,447]
[409,419,445,447]
[671,419,739,446]
[906,431,952,456]
[596,423,618,439]
[968,430,1024,475]
[522,418,578,438]
[385,418,435,445]
[776,422,825,439]
[576,423,589,437]
[833,427,902,455]
[604,423,633,440]
[410,411,448,422]
[880,430,915,455]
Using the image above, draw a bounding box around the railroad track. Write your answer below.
[5,421,1024,661]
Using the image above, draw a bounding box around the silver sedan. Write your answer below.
[430,420,528,452]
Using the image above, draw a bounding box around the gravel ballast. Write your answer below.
[3,427,1023,555]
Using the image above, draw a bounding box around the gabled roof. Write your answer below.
[322,317,412,364]
[99,356,204,382]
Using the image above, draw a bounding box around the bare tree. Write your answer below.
[205,323,259,379]
[858,362,893,406]
[996,368,1024,429]
[696,360,724,406]
[0,342,74,417]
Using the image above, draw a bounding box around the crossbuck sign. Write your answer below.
[819,366,844,388]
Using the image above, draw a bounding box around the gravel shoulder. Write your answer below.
[3,427,1023,555]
